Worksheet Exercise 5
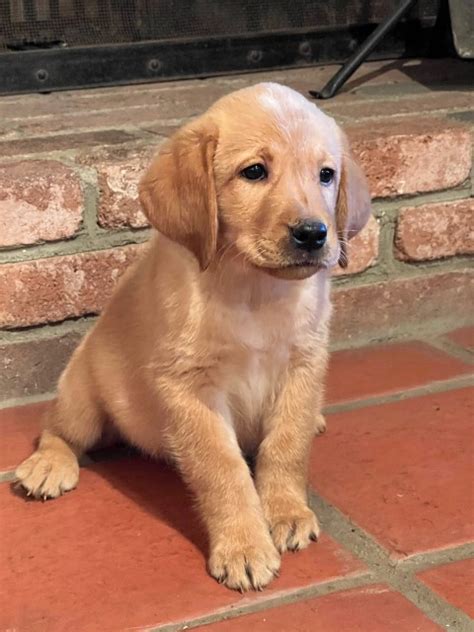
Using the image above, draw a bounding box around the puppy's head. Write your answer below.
[139,83,371,279]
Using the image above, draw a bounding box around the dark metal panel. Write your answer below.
[0,22,440,95]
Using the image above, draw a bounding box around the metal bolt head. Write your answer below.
[247,50,263,64]
[36,69,48,82]
[147,58,161,72]
[348,38,358,52]
[299,41,312,57]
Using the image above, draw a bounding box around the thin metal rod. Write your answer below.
[310,0,418,99]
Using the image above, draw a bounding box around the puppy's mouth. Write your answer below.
[252,258,327,280]
[232,237,339,280]
[279,260,326,269]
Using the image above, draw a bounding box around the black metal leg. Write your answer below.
[309,0,418,100]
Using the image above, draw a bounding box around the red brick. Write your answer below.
[332,270,474,344]
[0,457,364,632]
[327,341,472,405]
[0,161,83,247]
[395,199,474,261]
[418,559,474,618]
[346,118,472,198]
[446,326,474,351]
[333,216,379,277]
[0,332,81,401]
[310,388,474,558]
[204,585,442,631]
[78,145,157,229]
[0,244,145,328]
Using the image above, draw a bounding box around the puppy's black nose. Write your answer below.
[290,220,327,250]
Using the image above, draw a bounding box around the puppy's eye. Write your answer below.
[240,163,267,181]
[320,167,335,185]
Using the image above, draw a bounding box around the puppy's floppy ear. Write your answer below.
[336,131,371,268]
[139,117,218,270]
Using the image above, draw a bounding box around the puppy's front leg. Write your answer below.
[164,387,280,591]
[256,360,323,553]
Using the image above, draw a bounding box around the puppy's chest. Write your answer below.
[210,301,304,421]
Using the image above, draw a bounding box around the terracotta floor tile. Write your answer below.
[202,585,442,631]
[326,341,472,405]
[446,326,474,352]
[1,457,364,632]
[0,400,48,471]
[418,559,474,618]
[310,388,474,557]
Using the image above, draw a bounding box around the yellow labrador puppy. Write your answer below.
[16,83,371,591]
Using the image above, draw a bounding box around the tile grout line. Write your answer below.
[142,504,474,631]
[146,572,376,632]
[324,373,474,415]
[0,390,54,411]
[1,374,472,482]
[398,542,474,574]
[1,472,472,632]
[0,329,472,412]
[3,437,471,578]
[308,492,474,631]
[0,470,15,483]
[1,337,472,627]
[1,370,472,417]
[421,334,474,366]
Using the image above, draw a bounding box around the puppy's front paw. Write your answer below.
[264,497,320,553]
[208,528,280,592]
[15,449,79,500]
[314,413,327,435]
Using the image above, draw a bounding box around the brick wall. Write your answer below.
[0,61,473,402]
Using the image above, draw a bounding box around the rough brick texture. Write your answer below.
[0,62,473,402]
[347,118,472,198]
[332,270,474,342]
[0,332,81,400]
[333,216,379,276]
[0,245,145,328]
[395,198,474,261]
[78,145,156,229]
[0,161,83,247]
[3,270,471,400]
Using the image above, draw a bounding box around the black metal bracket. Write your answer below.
[310,0,418,99]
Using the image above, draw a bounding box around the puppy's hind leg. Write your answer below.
[15,362,104,500]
